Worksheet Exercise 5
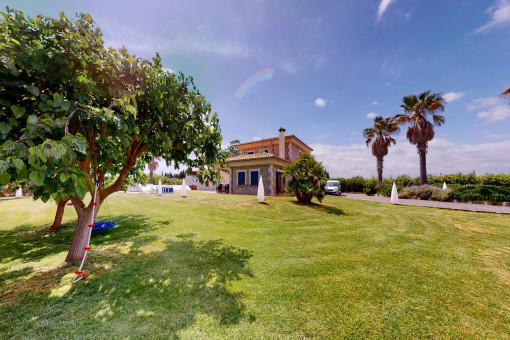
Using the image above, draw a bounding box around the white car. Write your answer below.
[324,180,341,196]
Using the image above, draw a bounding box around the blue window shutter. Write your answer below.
[251,171,259,185]
[238,172,245,185]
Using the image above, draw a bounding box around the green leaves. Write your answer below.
[0,173,11,185]
[60,173,70,182]
[12,158,25,171]
[0,122,12,134]
[24,85,39,97]
[27,115,38,126]
[10,105,26,118]
[10,37,21,45]
[52,93,63,107]
[29,170,45,186]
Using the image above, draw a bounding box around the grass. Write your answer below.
[0,191,509,339]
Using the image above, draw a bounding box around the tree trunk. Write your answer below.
[376,155,384,185]
[296,191,313,203]
[417,142,428,185]
[65,204,100,262]
[150,170,153,184]
[47,198,69,231]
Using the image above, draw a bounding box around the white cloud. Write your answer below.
[311,138,510,178]
[477,105,510,124]
[467,97,505,110]
[253,136,262,141]
[366,112,378,119]
[101,21,255,58]
[475,0,510,33]
[377,0,396,22]
[314,98,327,108]
[467,96,510,124]
[372,101,379,105]
[481,131,510,139]
[443,91,466,103]
[281,61,298,74]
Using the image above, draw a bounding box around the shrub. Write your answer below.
[337,176,366,193]
[399,185,451,201]
[363,178,378,195]
[376,183,393,197]
[450,185,510,203]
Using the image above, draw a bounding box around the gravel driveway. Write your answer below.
[341,193,510,215]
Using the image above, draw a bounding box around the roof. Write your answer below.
[226,152,290,163]
[236,134,313,151]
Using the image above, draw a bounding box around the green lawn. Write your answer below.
[1,192,509,339]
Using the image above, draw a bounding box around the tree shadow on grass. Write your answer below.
[0,214,158,289]
[1,233,254,339]
[291,201,345,216]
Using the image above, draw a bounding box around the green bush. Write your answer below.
[450,185,510,203]
[377,183,393,197]
[399,185,451,201]
[336,176,368,193]
[363,178,378,196]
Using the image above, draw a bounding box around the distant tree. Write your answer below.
[396,90,446,185]
[222,139,240,157]
[363,116,400,184]
[148,157,159,184]
[0,9,224,262]
[283,153,327,203]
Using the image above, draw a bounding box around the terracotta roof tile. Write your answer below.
[236,134,313,151]
[226,152,289,163]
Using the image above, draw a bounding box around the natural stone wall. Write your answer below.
[231,166,273,195]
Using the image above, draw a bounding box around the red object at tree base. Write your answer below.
[83,273,87,280]
[84,247,91,250]
[88,224,95,227]
[91,202,98,206]
[75,271,82,275]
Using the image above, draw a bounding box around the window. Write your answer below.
[237,171,246,185]
[262,149,269,153]
[247,151,254,155]
[250,170,259,185]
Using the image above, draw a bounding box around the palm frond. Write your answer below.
[432,114,445,126]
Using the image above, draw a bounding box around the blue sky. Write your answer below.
[3,0,510,177]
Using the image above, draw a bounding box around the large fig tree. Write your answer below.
[0,9,223,261]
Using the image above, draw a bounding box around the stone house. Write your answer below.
[225,128,313,195]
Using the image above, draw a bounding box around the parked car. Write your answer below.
[324,180,341,196]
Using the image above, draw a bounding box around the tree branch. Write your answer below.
[65,108,87,136]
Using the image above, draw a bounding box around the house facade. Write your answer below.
[225,128,313,196]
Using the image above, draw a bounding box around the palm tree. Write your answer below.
[501,86,510,100]
[396,90,446,185]
[363,116,400,184]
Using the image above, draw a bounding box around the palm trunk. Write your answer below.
[417,143,428,185]
[65,204,101,262]
[47,198,69,231]
[376,155,384,185]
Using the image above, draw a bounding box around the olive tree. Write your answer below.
[0,9,224,261]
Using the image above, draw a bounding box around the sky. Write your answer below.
[2,0,510,177]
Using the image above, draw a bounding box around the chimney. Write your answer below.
[278,127,286,159]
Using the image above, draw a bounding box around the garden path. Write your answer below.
[342,193,510,215]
